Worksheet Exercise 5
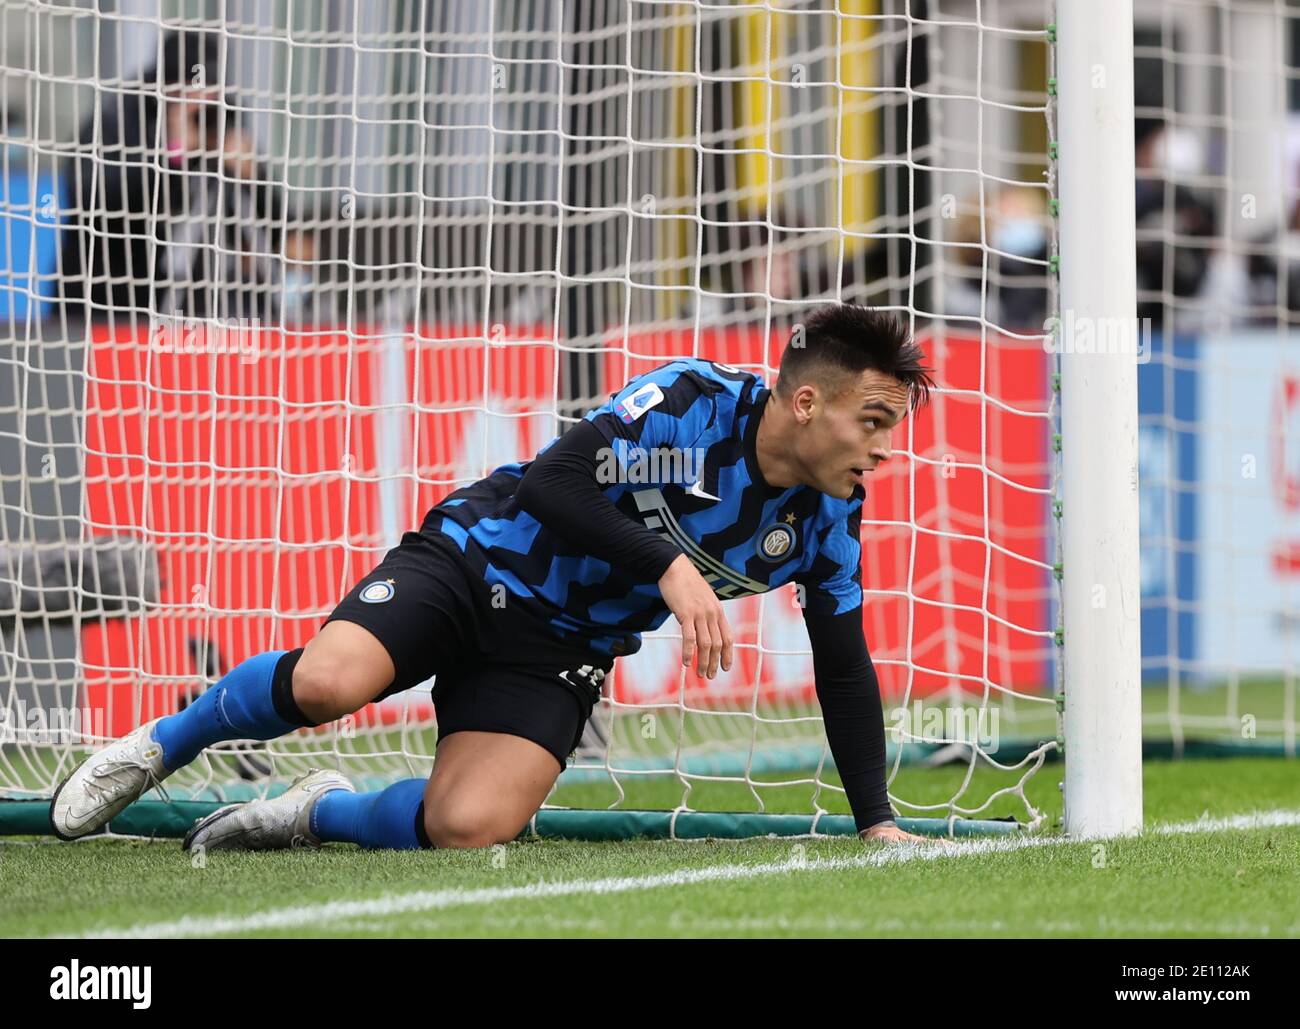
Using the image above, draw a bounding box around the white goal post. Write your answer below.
[1056,0,1143,837]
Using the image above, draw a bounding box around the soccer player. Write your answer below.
[50,304,934,851]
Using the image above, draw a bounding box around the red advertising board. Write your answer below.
[81,323,1050,737]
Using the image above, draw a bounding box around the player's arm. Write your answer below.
[516,419,681,582]
[798,498,929,844]
[803,608,924,843]
[514,370,733,677]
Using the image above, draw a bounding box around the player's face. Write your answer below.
[799,369,911,499]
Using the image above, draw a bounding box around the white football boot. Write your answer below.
[182,769,354,852]
[49,717,172,840]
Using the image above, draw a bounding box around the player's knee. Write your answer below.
[424,800,516,850]
[292,654,374,723]
[291,622,396,723]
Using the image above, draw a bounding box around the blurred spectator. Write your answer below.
[990,186,1050,331]
[279,226,327,326]
[1241,117,1300,329]
[1134,117,1217,331]
[1244,195,1300,327]
[59,31,301,322]
[941,185,1051,332]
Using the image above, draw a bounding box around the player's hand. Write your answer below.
[859,820,945,845]
[658,553,733,679]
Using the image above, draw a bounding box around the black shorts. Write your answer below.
[325,528,612,769]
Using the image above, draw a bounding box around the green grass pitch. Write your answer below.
[2,756,1297,938]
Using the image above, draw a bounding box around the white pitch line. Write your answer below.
[67,809,1300,939]
[1154,809,1300,834]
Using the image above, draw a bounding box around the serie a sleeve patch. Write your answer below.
[615,381,666,423]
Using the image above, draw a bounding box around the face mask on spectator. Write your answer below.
[994,218,1046,258]
[281,269,313,320]
[1155,127,1203,177]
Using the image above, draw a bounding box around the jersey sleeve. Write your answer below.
[795,491,865,617]
[798,493,892,831]
[514,362,718,585]
[515,420,683,583]
[803,607,895,831]
[581,363,716,472]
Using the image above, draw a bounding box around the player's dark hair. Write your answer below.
[776,304,934,410]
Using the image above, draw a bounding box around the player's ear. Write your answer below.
[791,382,817,423]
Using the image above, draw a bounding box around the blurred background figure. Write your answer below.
[59,30,307,322]
[1133,115,1219,333]
[989,186,1051,332]
[943,185,1051,333]
[1243,116,1300,329]
[1245,193,1300,329]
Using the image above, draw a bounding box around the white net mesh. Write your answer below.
[3,0,1208,837]
[1129,0,1299,756]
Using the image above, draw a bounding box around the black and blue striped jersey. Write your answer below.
[426,359,865,657]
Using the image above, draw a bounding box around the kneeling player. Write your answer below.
[50,304,934,850]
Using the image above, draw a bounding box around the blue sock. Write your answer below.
[151,650,299,771]
[310,779,429,850]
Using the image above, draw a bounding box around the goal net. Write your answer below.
[1127,0,1299,759]
[4,0,1275,841]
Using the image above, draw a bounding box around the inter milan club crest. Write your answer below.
[757,521,796,562]
[360,579,396,604]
